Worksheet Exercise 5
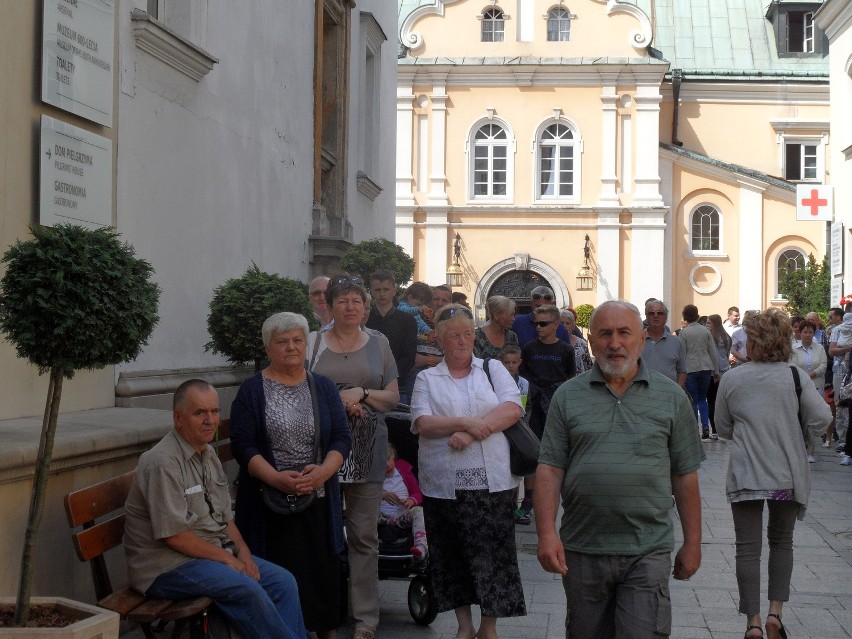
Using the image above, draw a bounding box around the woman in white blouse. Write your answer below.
[411,304,526,639]
[789,319,828,462]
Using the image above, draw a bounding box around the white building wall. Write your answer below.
[116,1,316,372]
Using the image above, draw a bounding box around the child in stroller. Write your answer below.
[380,443,427,560]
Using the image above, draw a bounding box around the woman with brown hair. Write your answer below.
[715,308,831,639]
[307,275,400,639]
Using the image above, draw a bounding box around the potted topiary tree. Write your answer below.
[0,224,160,634]
[206,264,318,372]
[574,303,594,336]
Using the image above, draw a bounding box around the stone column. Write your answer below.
[428,73,449,204]
[596,208,621,303]
[633,85,664,208]
[598,79,619,206]
[738,179,765,309]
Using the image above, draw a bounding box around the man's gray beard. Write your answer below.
[598,354,638,378]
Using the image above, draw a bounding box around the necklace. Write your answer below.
[332,329,361,359]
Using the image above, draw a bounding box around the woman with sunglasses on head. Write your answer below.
[411,303,527,639]
[474,295,519,359]
[307,274,400,639]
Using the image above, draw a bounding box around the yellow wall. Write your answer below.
[0,4,116,417]
[411,0,649,59]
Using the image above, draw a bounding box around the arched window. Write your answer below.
[536,122,577,200]
[482,7,505,42]
[777,248,806,297]
[690,205,721,252]
[471,122,510,198]
[547,7,571,41]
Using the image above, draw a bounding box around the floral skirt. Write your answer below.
[423,489,526,618]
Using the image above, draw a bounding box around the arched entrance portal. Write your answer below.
[473,256,571,322]
[489,270,558,316]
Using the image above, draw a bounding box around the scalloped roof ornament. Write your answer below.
[399,0,653,54]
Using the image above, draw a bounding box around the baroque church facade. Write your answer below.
[396,0,830,320]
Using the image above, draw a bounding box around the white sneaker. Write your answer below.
[840,455,852,466]
[808,454,816,463]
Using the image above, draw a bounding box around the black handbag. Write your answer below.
[482,358,541,476]
[261,372,322,515]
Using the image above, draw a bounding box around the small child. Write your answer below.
[380,444,428,561]
[499,344,530,414]
[397,281,435,339]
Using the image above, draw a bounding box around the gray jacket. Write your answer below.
[715,361,832,518]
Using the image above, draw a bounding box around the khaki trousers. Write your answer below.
[343,481,382,631]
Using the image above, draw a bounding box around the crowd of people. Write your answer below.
[120,276,846,639]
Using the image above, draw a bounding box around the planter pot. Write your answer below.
[0,597,119,639]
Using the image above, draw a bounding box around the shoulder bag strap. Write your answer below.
[307,372,322,464]
[308,332,322,371]
[790,365,806,444]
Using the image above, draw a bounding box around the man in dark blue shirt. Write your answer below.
[512,285,571,347]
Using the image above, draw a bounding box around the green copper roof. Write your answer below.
[398,0,828,79]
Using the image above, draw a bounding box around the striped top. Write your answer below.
[539,359,703,555]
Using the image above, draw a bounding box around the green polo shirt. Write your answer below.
[539,359,703,556]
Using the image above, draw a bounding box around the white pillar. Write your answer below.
[596,209,621,303]
[658,155,675,306]
[598,81,619,206]
[424,208,449,285]
[395,80,416,207]
[737,180,765,309]
[517,0,534,42]
[395,207,416,283]
[633,85,664,207]
[428,74,449,204]
[630,209,668,307]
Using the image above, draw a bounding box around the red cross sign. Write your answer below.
[796,184,833,221]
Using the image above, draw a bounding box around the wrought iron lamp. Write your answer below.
[446,233,464,287]
[576,234,594,291]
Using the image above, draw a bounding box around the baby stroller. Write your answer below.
[378,404,437,626]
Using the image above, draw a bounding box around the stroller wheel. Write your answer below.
[407,575,438,626]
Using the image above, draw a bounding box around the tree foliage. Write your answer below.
[206,264,317,369]
[778,253,830,317]
[340,237,415,286]
[0,223,160,625]
[574,303,594,329]
[0,224,160,378]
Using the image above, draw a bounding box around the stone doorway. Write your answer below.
[488,270,558,316]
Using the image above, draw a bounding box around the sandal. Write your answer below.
[745,625,763,639]
[766,613,788,639]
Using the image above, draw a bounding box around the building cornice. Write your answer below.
[398,59,668,88]
[815,0,852,42]
[661,81,829,105]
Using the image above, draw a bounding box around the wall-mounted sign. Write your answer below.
[832,277,843,308]
[42,0,115,127]
[40,115,112,229]
[831,222,844,278]
[796,184,833,221]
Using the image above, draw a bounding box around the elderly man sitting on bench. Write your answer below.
[123,379,306,639]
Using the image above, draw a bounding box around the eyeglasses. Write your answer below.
[532,294,553,301]
[532,320,556,327]
[437,306,474,322]
[647,311,666,316]
[333,275,364,286]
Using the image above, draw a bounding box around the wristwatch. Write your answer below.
[360,388,370,403]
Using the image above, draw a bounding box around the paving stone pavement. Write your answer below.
[122,439,852,638]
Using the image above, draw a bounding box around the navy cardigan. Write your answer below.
[230,372,351,556]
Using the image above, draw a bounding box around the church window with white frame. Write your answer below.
[470,123,511,199]
[690,204,721,252]
[546,7,571,41]
[784,140,820,182]
[776,248,806,297]
[536,121,578,201]
[481,7,505,42]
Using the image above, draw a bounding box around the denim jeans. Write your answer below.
[685,370,713,431]
[146,556,306,639]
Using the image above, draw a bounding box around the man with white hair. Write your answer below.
[309,276,332,328]
[534,300,703,638]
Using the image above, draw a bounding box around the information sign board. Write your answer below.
[40,115,112,229]
[42,0,115,127]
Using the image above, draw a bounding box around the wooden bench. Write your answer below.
[64,419,234,638]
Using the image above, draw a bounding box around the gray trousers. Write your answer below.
[731,499,799,615]
[343,481,383,631]
[563,549,672,638]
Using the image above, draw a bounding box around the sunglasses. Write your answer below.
[532,294,553,301]
[532,320,556,327]
[438,307,474,322]
[333,275,364,286]
[647,311,666,316]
